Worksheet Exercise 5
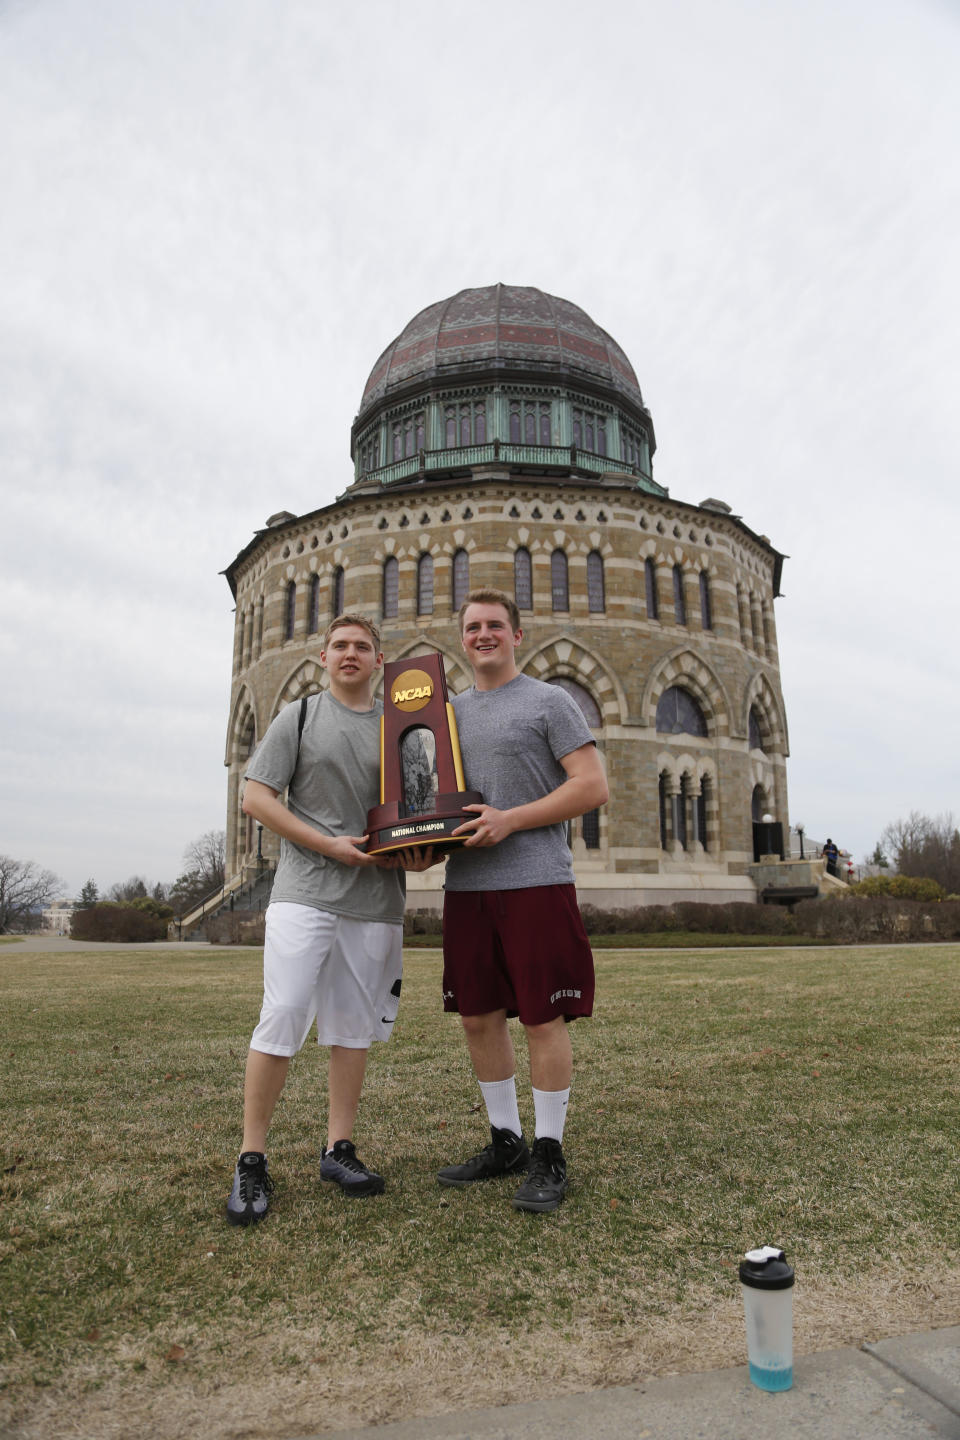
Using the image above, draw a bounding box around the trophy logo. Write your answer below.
[365,652,482,856]
[390,669,434,711]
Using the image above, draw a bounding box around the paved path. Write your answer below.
[0,935,260,952]
[319,1327,960,1440]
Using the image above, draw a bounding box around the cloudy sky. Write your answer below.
[1,0,957,897]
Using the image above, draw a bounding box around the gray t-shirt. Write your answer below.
[245,691,405,924]
[444,673,595,892]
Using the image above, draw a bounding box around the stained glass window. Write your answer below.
[749,707,764,752]
[645,558,659,620]
[546,676,601,728]
[551,549,569,612]
[673,565,687,625]
[656,686,708,737]
[514,548,532,610]
[451,549,469,609]
[382,557,399,618]
[699,571,713,630]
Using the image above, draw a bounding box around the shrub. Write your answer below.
[70,903,168,943]
[849,874,946,902]
[403,910,443,937]
[204,911,265,946]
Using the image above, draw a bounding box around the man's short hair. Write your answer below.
[457,588,521,635]
[323,613,382,650]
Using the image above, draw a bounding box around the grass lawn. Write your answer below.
[2,943,958,1439]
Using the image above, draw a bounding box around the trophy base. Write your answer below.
[365,792,483,857]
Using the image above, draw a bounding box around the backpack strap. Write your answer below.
[289,696,310,797]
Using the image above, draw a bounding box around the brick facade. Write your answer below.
[224,473,787,909]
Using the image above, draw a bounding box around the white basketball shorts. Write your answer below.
[249,901,403,1055]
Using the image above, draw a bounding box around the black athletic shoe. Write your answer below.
[512,1136,568,1212]
[320,1140,385,1197]
[226,1151,274,1226]
[437,1125,530,1188]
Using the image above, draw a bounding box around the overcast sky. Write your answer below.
[1,0,957,898]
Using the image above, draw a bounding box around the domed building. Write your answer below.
[223,283,789,911]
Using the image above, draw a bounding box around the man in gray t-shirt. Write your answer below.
[437,589,609,1213]
[225,614,428,1227]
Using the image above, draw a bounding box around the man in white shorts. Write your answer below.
[226,613,428,1226]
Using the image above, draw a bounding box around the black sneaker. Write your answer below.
[512,1136,567,1212]
[226,1151,274,1226]
[437,1126,530,1188]
[320,1140,385,1197]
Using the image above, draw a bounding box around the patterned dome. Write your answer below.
[359,284,645,417]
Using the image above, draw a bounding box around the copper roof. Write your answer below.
[359,284,645,416]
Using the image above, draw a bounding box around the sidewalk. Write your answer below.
[320,1327,960,1440]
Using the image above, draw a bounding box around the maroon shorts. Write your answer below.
[442,884,595,1025]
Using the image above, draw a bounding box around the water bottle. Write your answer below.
[739,1245,795,1391]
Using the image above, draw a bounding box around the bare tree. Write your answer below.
[0,855,62,933]
[879,811,960,894]
[108,876,149,903]
[183,830,226,891]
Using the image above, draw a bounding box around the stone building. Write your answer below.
[223,284,789,910]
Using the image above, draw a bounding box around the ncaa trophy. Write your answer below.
[365,652,482,856]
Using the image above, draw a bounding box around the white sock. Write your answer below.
[533,1086,570,1143]
[478,1076,522,1137]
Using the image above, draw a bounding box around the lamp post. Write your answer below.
[796,823,805,859]
[256,822,263,868]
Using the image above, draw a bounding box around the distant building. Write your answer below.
[223,284,789,909]
[42,900,76,934]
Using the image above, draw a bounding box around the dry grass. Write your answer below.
[1,943,958,1439]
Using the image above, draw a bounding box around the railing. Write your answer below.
[176,873,246,933]
[173,865,275,938]
[361,442,665,495]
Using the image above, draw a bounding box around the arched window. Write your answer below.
[382,556,399,618]
[751,784,768,823]
[676,774,689,849]
[417,553,434,615]
[451,548,469,609]
[284,581,297,641]
[645,558,659,620]
[551,549,569,612]
[748,706,765,752]
[698,775,711,850]
[514,547,532,611]
[546,676,602,728]
[332,566,345,617]
[699,572,712,630]
[509,402,521,443]
[582,809,600,849]
[673,565,687,626]
[656,686,708,737]
[658,771,670,848]
[445,407,456,448]
[308,575,320,634]
[586,551,605,613]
